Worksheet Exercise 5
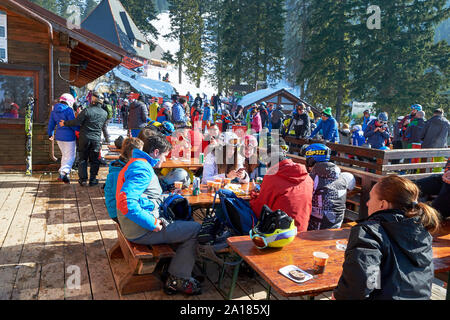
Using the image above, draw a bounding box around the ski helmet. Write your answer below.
[162,101,173,109]
[302,143,331,163]
[250,205,297,249]
[59,93,75,108]
[161,121,175,136]
[411,104,423,111]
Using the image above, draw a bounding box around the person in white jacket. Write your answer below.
[201,131,249,184]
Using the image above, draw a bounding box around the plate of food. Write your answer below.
[223,183,247,196]
[278,265,313,284]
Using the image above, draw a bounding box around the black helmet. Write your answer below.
[255,205,293,234]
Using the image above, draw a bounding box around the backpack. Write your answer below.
[159,194,192,225]
[271,109,282,124]
[197,189,257,245]
[101,103,113,119]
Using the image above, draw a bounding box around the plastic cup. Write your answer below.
[174,181,183,193]
[336,240,348,251]
[312,252,329,275]
[211,181,221,196]
[207,180,215,192]
[215,177,223,187]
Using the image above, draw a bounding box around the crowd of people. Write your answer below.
[46,88,449,299]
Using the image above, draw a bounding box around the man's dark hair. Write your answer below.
[434,108,444,115]
[138,95,145,102]
[142,133,172,155]
[179,97,186,104]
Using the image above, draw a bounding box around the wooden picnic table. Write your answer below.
[103,154,205,171]
[181,184,251,207]
[227,219,450,300]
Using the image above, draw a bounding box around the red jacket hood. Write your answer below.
[266,159,309,183]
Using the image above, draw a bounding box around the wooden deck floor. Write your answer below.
[0,169,447,300]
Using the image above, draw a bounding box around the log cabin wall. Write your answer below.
[0,4,69,170]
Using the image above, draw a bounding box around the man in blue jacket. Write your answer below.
[309,107,340,143]
[202,101,213,128]
[172,97,188,128]
[104,137,143,224]
[47,93,79,183]
[364,112,390,149]
[116,133,202,295]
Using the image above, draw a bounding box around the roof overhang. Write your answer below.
[6,0,127,87]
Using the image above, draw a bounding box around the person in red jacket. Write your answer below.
[250,146,313,232]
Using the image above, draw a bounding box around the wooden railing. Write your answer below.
[284,136,450,176]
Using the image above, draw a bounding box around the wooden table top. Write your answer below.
[160,159,204,170]
[181,184,251,207]
[103,155,204,170]
[227,219,450,298]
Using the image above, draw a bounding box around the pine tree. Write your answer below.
[121,0,159,40]
[166,0,204,85]
[284,0,311,97]
[299,0,354,121]
[29,0,60,15]
[83,0,100,20]
[351,0,450,117]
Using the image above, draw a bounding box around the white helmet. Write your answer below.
[219,131,240,147]
[163,102,173,109]
[59,93,75,108]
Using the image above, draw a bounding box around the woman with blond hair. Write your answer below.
[333,175,441,300]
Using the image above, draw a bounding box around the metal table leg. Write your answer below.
[266,286,272,300]
[226,259,242,300]
[446,272,450,300]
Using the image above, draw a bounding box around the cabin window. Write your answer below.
[0,71,36,119]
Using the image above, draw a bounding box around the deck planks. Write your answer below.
[0,170,447,301]
[11,174,50,300]
[0,175,39,300]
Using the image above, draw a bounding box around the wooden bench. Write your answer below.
[109,225,176,295]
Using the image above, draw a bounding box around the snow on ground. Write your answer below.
[100,121,127,156]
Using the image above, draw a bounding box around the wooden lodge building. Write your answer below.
[0,0,127,172]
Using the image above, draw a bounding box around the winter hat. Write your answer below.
[352,125,362,132]
[322,107,332,117]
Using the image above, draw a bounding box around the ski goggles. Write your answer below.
[249,228,297,249]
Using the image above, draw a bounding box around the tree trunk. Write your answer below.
[178,21,183,84]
